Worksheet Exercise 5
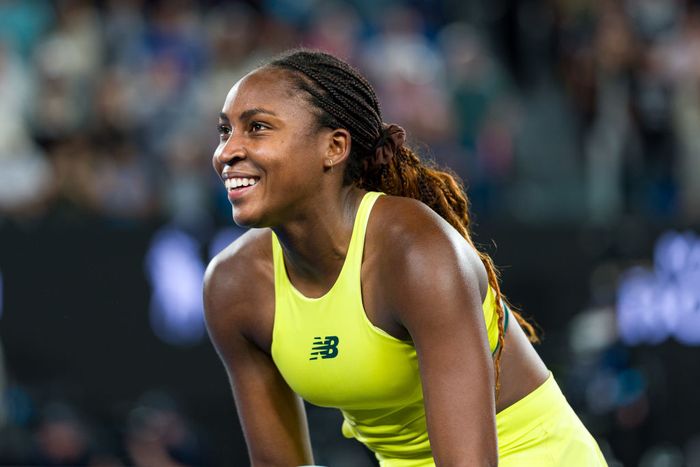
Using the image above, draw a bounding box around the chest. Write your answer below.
[250,257,408,354]
[270,277,422,410]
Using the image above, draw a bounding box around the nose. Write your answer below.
[213,133,246,168]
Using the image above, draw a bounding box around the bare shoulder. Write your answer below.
[369,195,474,263]
[205,227,273,288]
[203,228,274,348]
[366,195,488,314]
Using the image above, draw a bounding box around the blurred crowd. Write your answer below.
[0,382,211,466]
[2,0,700,465]
[1,0,700,232]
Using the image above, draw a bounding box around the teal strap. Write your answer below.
[491,300,510,356]
[503,300,510,332]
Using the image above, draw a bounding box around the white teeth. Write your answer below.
[225,177,258,190]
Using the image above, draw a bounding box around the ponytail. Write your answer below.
[359,131,540,399]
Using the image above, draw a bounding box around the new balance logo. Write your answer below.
[309,336,339,360]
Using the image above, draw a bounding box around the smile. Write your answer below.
[225,177,259,190]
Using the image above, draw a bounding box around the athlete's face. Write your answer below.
[213,68,330,227]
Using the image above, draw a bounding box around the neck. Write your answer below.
[271,185,366,292]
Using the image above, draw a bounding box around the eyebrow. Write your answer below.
[219,108,278,122]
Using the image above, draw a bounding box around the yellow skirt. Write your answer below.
[496,372,608,466]
[377,373,607,467]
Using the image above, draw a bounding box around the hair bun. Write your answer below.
[373,123,406,166]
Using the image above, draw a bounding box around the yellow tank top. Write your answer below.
[270,191,501,465]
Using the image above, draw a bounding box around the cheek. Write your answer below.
[278,158,320,191]
[286,138,324,172]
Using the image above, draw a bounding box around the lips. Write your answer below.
[222,173,260,201]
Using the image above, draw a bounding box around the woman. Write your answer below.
[204,49,607,466]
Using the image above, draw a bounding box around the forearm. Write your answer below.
[428,428,498,467]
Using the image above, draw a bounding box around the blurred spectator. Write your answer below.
[31,0,102,140]
[125,390,209,467]
[665,6,700,222]
[159,133,212,233]
[32,401,123,466]
[0,43,52,219]
[0,0,53,59]
[34,402,92,465]
[438,21,519,213]
[91,138,157,223]
[303,1,363,61]
[102,0,147,69]
[583,0,637,224]
[49,136,99,219]
[362,4,453,147]
[196,3,263,123]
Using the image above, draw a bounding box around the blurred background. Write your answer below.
[0,0,699,465]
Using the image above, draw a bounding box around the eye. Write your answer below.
[217,124,231,138]
[250,122,268,132]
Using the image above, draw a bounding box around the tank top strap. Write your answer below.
[271,229,286,297]
[342,191,384,280]
[270,191,384,301]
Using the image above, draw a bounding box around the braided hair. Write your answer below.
[266,48,538,398]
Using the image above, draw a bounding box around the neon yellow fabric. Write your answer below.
[496,373,608,466]
[271,191,500,461]
[361,375,608,467]
[270,191,606,465]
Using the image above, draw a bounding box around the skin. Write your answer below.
[204,67,550,466]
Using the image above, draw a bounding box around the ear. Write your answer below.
[323,128,351,170]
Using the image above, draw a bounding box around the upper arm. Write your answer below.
[378,199,498,466]
[203,239,314,466]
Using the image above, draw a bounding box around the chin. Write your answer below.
[230,205,270,229]
[231,209,258,228]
